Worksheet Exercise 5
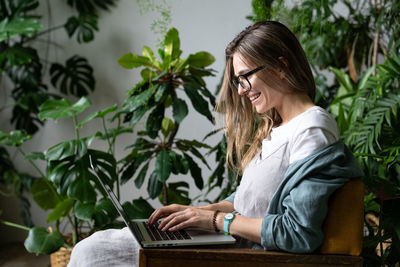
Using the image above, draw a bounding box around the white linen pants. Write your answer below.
[68,227,140,267]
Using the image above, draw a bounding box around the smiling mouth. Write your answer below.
[249,93,261,102]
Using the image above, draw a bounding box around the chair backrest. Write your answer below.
[319,179,364,256]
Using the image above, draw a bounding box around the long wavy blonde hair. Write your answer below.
[217,21,316,174]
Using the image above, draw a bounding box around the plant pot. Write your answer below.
[50,247,72,267]
[49,231,89,267]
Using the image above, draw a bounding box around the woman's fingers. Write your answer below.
[158,208,213,232]
[147,204,186,225]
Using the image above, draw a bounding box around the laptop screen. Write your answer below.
[88,155,141,244]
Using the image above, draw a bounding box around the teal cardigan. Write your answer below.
[225,140,364,253]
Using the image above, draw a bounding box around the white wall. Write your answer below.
[0,0,252,242]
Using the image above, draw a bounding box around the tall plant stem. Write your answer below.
[25,25,65,43]
[162,182,168,205]
[102,117,113,153]
[0,219,30,231]
[72,114,80,140]
[17,147,46,178]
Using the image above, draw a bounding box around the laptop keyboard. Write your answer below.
[142,221,191,241]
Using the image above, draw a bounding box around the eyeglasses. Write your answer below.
[232,65,265,92]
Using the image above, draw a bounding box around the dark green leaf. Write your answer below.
[155,150,171,182]
[164,182,191,205]
[122,198,154,219]
[24,227,64,255]
[183,153,203,189]
[120,152,152,185]
[67,173,96,203]
[92,198,118,227]
[47,198,74,223]
[147,171,162,199]
[134,162,149,189]
[172,98,188,123]
[74,201,95,221]
[31,178,59,211]
[187,51,215,67]
[50,56,95,97]
[39,97,91,121]
[66,0,117,13]
[190,146,210,169]
[121,87,155,113]
[169,150,181,174]
[45,141,74,161]
[183,84,213,123]
[64,14,98,43]
[146,105,164,139]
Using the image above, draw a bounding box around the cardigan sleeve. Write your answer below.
[260,176,347,253]
[223,191,236,203]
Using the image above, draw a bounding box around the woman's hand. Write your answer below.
[147,204,189,226]
[147,204,215,232]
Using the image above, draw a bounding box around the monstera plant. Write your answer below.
[0,97,131,255]
[118,27,216,207]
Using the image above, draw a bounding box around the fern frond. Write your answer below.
[344,94,400,154]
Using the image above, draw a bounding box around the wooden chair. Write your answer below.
[139,179,364,267]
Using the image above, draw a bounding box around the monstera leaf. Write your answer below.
[39,97,91,122]
[24,226,64,255]
[66,0,117,13]
[65,14,98,43]
[50,56,95,97]
[0,17,41,42]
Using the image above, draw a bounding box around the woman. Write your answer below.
[68,21,363,266]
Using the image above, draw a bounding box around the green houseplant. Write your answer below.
[0,0,119,230]
[0,97,126,255]
[117,27,216,207]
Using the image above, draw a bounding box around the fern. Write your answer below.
[343,55,400,155]
[345,95,400,154]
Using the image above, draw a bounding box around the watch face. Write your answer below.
[225,213,234,220]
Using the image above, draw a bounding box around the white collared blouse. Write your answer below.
[233,106,339,218]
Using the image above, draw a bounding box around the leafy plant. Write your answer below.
[117,27,216,206]
[330,56,400,265]
[0,0,118,135]
[0,97,132,255]
[0,0,119,249]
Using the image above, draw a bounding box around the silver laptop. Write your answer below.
[89,156,236,248]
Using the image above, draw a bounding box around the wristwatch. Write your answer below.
[223,212,236,235]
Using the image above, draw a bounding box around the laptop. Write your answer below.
[89,156,236,248]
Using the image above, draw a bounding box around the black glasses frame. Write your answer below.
[232,65,265,92]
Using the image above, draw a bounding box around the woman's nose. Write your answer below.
[237,85,248,95]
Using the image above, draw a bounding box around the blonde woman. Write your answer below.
[69,21,363,266]
[147,21,363,251]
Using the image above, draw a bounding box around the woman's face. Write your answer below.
[232,53,284,114]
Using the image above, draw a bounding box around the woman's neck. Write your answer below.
[276,93,315,126]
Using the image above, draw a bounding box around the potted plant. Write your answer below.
[117,27,216,207]
[0,97,129,264]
